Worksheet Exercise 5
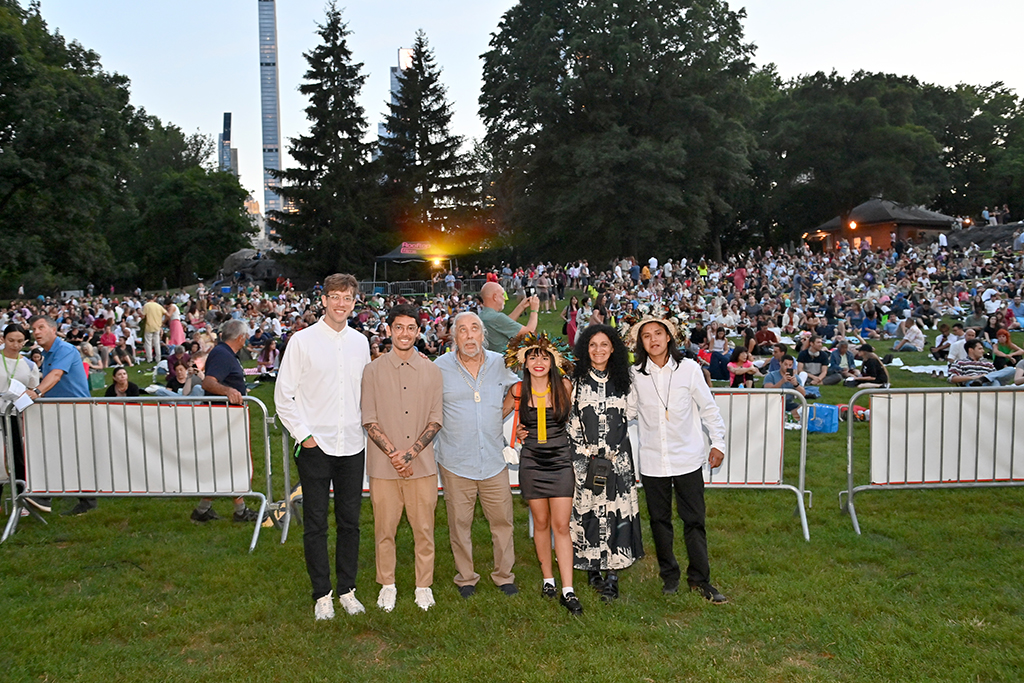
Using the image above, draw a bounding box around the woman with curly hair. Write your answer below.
[568,324,643,602]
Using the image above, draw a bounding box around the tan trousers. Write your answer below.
[368,475,438,587]
[438,464,515,587]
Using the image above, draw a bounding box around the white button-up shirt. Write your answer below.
[275,318,370,457]
[630,357,726,477]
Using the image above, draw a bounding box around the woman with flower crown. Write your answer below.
[503,332,583,616]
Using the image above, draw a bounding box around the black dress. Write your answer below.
[519,405,575,500]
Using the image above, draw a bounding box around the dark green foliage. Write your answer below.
[480,0,755,261]
[377,30,478,238]
[0,1,255,295]
[268,2,387,279]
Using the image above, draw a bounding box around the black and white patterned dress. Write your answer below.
[568,370,644,571]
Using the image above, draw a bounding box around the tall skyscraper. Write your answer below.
[218,113,238,177]
[258,0,282,215]
[377,48,414,142]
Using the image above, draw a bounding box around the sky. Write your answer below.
[36,0,1024,213]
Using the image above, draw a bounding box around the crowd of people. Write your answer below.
[5,227,1024,616]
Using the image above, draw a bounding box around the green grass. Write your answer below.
[1,298,1022,682]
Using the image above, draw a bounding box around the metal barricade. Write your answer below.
[2,396,273,552]
[707,388,810,541]
[840,386,1024,534]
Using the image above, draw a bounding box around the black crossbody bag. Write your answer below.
[574,381,614,493]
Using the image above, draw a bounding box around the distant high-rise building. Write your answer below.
[377,48,414,142]
[258,0,282,215]
[218,113,238,177]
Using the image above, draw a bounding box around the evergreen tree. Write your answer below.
[268,2,384,278]
[377,30,476,237]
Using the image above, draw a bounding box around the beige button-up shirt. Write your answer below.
[361,348,443,480]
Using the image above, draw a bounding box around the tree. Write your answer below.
[268,2,385,279]
[758,71,945,242]
[136,167,253,288]
[377,30,476,236]
[0,0,144,293]
[479,0,755,262]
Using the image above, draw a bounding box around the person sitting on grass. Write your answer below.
[948,339,1013,386]
[930,323,958,361]
[796,335,830,386]
[892,318,925,352]
[763,355,805,421]
[850,344,889,388]
[104,365,140,397]
[826,340,857,385]
[726,348,760,388]
[991,329,1024,370]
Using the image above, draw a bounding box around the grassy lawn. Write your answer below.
[2,295,1022,682]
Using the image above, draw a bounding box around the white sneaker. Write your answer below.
[414,586,435,611]
[338,589,365,615]
[314,591,335,621]
[377,585,397,613]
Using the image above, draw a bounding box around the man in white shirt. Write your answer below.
[275,273,371,621]
[628,316,728,604]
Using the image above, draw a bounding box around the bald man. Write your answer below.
[478,282,540,352]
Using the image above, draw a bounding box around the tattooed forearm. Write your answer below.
[365,423,396,455]
[411,422,442,456]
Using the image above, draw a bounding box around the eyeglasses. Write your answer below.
[324,294,355,303]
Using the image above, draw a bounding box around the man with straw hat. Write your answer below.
[624,312,729,604]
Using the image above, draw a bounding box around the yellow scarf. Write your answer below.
[532,385,550,443]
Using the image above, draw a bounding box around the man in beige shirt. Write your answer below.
[140,293,167,363]
[361,303,444,612]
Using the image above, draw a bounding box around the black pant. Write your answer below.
[295,445,364,601]
[642,469,710,586]
[1,415,24,499]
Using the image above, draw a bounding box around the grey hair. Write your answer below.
[219,319,249,342]
[27,315,57,329]
[451,311,484,353]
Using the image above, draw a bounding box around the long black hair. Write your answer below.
[572,324,631,396]
[632,320,685,375]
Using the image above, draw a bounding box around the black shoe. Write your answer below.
[689,581,728,604]
[541,583,557,599]
[191,507,221,523]
[601,573,619,602]
[559,591,583,616]
[499,583,519,596]
[662,579,680,595]
[458,584,476,599]
[587,570,605,592]
[232,507,259,523]
[62,500,97,517]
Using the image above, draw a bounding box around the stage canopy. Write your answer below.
[376,242,450,263]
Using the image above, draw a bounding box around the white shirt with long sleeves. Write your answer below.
[629,357,726,477]
[275,318,370,457]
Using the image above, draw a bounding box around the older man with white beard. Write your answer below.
[434,312,521,598]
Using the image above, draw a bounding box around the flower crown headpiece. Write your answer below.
[504,331,575,375]
[619,304,688,351]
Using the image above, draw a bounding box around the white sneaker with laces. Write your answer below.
[338,589,365,615]
[377,585,397,613]
[314,591,335,621]
[414,586,435,611]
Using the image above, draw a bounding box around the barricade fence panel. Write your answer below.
[842,386,1024,536]
[870,390,1024,485]
[4,396,270,551]
[23,402,252,495]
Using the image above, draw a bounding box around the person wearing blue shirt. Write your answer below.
[28,315,95,516]
[434,312,520,599]
[1010,296,1024,329]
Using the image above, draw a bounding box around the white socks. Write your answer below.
[562,586,574,597]
[543,578,555,588]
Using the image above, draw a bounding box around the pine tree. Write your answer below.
[377,30,476,237]
[268,2,385,278]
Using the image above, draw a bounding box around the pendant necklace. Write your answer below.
[457,363,482,402]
